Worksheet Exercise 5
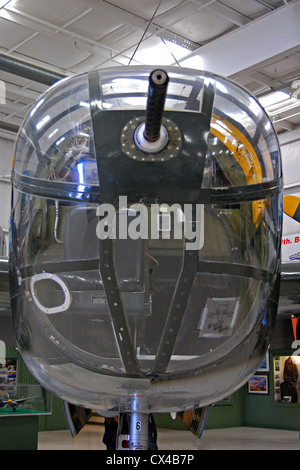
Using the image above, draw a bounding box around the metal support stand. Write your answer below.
[128,396,149,450]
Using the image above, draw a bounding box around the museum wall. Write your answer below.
[1,133,300,432]
[245,350,300,431]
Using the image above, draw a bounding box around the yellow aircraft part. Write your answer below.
[283,195,300,222]
[210,115,264,226]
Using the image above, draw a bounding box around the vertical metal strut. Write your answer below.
[128,396,149,450]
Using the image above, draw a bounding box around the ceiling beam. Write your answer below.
[1,7,117,60]
[205,2,252,26]
[80,0,216,34]
[77,0,215,55]
[246,71,283,88]
[5,82,41,100]
[0,1,213,71]
[278,126,300,145]
[179,2,300,77]
[0,120,19,133]
[274,120,296,131]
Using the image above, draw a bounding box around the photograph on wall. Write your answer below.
[0,358,17,398]
[0,358,17,385]
[248,375,269,395]
[257,352,270,372]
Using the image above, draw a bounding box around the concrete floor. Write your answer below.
[37,424,300,450]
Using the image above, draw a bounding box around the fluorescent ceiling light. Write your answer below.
[129,39,190,66]
[258,91,290,109]
[256,88,300,127]
[179,55,204,70]
[56,136,65,146]
[29,98,45,117]
[258,90,300,121]
[0,0,14,9]
[48,128,59,139]
[79,101,89,108]
[36,114,50,130]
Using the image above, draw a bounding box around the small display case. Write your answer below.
[0,384,52,416]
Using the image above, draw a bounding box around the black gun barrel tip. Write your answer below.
[151,69,169,86]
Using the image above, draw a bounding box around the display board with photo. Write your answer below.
[273,355,300,403]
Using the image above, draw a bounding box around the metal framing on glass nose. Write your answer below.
[88,69,215,376]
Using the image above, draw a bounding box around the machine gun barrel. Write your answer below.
[143,69,169,143]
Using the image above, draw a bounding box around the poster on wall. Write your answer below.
[257,352,270,372]
[0,358,17,398]
[281,141,300,263]
[248,375,269,395]
[282,193,300,263]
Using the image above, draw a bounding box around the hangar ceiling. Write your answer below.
[0,0,300,140]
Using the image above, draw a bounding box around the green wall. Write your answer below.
[155,349,300,432]
[5,347,300,434]
[154,388,246,431]
[206,388,245,428]
[0,416,39,450]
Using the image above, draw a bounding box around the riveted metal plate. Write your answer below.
[120,116,182,162]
